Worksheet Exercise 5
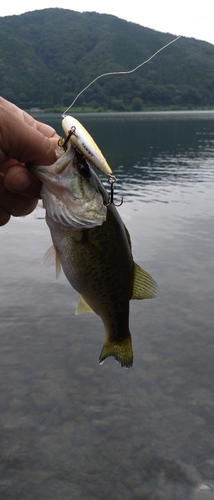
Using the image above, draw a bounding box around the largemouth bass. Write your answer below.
[32,142,157,367]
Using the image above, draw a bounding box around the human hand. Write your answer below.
[0,97,59,226]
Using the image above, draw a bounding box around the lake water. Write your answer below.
[1,112,214,499]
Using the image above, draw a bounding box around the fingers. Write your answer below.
[0,176,38,226]
[0,101,58,166]
[0,98,60,226]
[0,163,42,226]
[3,164,42,198]
[0,98,58,143]
[0,191,38,219]
[0,206,10,226]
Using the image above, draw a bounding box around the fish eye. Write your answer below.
[75,151,90,179]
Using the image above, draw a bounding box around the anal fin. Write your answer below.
[75,295,95,315]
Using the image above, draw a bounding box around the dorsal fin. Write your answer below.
[75,295,95,315]
[132,262,158,299]
[43,245,62,279]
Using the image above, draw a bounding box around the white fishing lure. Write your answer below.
[62,115,112,177]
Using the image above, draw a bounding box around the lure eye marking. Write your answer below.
[62,115,112,177]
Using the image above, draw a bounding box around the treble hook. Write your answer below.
[105,175,123,207]
[58,126,77,149]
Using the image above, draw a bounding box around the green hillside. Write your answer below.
[0,8,214,111]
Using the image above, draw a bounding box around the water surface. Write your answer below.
[1,112,214,499]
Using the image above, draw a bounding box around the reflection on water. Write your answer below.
[1,112,214,499]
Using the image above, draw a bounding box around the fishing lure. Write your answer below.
[62,115,112,177]
[61,115,122,206]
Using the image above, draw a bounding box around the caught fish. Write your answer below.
[31,137,157,368]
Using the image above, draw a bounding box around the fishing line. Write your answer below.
[63,34,182,115]
[63,9,214,116]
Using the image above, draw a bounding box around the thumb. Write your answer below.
[0,106,57,166]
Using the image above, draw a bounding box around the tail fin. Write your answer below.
[99,336,133,368]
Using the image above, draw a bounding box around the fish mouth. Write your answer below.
[31,143,75,181]
[31,143,108,229]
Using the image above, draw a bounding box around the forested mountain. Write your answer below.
[0,8,214,111]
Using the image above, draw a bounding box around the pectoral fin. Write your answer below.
[132,262,158,299]
[75,296,95,315]
[43,245,62,279]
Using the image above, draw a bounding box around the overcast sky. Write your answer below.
[0,1,214,46]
